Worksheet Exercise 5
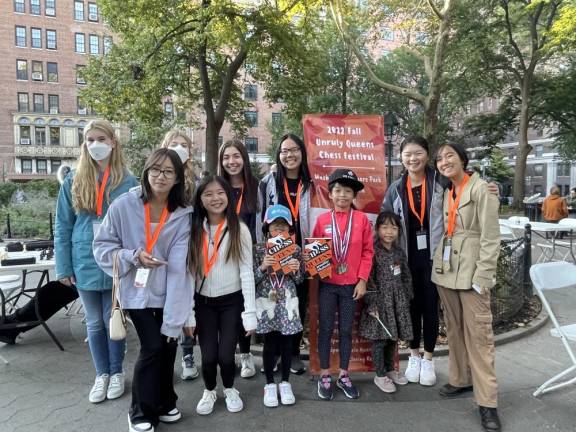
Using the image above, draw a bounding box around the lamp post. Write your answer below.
[384,112,399,187]
[481,156,491,179]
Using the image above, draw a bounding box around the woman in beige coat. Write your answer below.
[431,143,501,432]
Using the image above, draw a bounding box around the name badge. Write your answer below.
[392,264,401,276]
[134,268,150,289]
[443,238,452,262]
[416,230,428,250]
[92,221,102,237]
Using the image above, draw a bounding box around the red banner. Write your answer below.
[303,113,398,375]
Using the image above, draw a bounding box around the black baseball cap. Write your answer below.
[328,169,364,192]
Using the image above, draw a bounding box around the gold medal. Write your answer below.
[336,263,348,274]
[269,289,278,302]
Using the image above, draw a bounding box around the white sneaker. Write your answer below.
[181,355,199,380]
[405,355,421,383]
[128,414,154,432]
[278,381,296,405]
[263,383,279,407]
[88,374,109,403]
[196,389,217,415]
[240,353,256,378]
[419,358,437,386]
[107,373,125,400]
[223,387,244,413]
[159,407,182,423]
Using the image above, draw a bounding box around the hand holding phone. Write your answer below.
[151,257,168,265]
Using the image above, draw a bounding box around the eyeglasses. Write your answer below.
[149,168,175,179]
[280,147,301,156]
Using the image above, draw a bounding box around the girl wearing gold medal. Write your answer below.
[311,169,374,401]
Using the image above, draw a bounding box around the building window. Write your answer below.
[88,2,98,21]
[245,137,258,153]
[76,65,86,84]
[557,163,570,177]
[45,0,55,16]
[77,97,86,115]
[103,36,112,54]
[16,59,27,80]
[21,159,32,174]
[272,112,283,125]
[31,27,42,48]
[535,145,543,157]
[37,159,47,174]
[35,127,47,146]
[78,127,84,145]
[75,33,85,53]
[245,111,258,127]
[89,34,99,55]
[244,84,257,101]
[20,125,31,144]
[533,164,544,176]
[74,1,84,20]
[51,160,61,173]
[533,184,543,195]
[18,93,29,112]
[49,127,60,145]
[15,26,26,47]
[381,27,394,41]
[48,94,59,113]
[31,61,43,81]
[30,0,40,15]
[14,0,25,13]
[46,30,57,49]
[33,93,44,112]
[47,62,58,82]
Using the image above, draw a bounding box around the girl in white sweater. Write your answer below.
[185,175,256,416]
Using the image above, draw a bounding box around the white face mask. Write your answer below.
[171,145,189,163]
[87,142,112,161]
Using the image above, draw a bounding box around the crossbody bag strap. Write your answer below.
[111,250,121,309]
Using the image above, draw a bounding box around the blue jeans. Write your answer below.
[78,289,125,376]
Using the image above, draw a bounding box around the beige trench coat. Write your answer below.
[431,173,500,292]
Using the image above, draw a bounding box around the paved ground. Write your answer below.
[1,273,576,432]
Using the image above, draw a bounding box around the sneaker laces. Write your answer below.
[110,374,122,386]
[422,359,434,371]
[183,355,194,368]
[339,375,353,388]
[93,375,107,392]
[408,356,420,367]
[224,387,241,403]
[200,390,216,404]
[320,375,332,389]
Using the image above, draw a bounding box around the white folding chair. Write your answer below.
[557,219,576,262]
[530,261,576,396]
[507,216,529,239]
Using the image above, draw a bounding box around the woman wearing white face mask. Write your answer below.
[160,130,196,204]
[55,119,139,404]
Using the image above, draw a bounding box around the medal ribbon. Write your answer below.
[95,166,110,217]
[269,273,285,293]
[446,174,470,238]
[406,175,426,229]
[283,179,302,221]
[144,203,169,254]
[235,186,244,215]
[202,220,226,276]
[331,209,353,264]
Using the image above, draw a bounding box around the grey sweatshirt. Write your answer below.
[93,186,194,337]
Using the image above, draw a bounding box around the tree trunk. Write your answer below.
[512,77,533,210]
[204,121,220,174]
[423,102,438,151]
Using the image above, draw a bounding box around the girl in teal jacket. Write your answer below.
[54,119,138,405]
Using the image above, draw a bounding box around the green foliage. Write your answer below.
[0,180,59,207]
[0,188,57,239]
[250,160,265,182]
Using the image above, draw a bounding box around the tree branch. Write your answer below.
[144,19,200,64]
[403,45,433,80]
[500,0,527,73]
[214,42,248,127]
[427,0,443,20]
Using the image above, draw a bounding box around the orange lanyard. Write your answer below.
[406,176,426,228]
[95,166,110,217]
[235,186,244,215]
[144,203,169,254]
[283,179,302,221]
[202,220,226,276]
[446,174,470,238]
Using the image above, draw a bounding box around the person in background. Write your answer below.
[94,148,193,432]
[218,140,259,379]
[542,185,569,223]
[565,187,576,208]
[160,129,199,382]
[257,134,313,374]
[432,143,501,432]
[55,119,138,404]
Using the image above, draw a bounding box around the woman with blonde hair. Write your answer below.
[160,129,196,204]
[55,119,139,404]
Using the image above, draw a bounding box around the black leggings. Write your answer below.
[409,261,439,353]
[127,308,178,427]
[195,291,243,390]
[372,340,396,377]
[263,332,292,383]
[292,279,308,355]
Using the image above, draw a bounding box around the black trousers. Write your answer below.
[408,261,439,353]
[195,291,243,390]
[292,279,308,356]
[237,306,251,354]
[263,332,292,383]
[372,340,396,376]
[127,308,178,426]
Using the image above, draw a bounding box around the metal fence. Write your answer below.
[491,226,532,324]
[0,213,54,240]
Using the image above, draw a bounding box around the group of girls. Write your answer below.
[55,120,501,432]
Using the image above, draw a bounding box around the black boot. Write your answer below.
[0,314,21,345]
[479,406,501,432]
[439,383,474,397]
